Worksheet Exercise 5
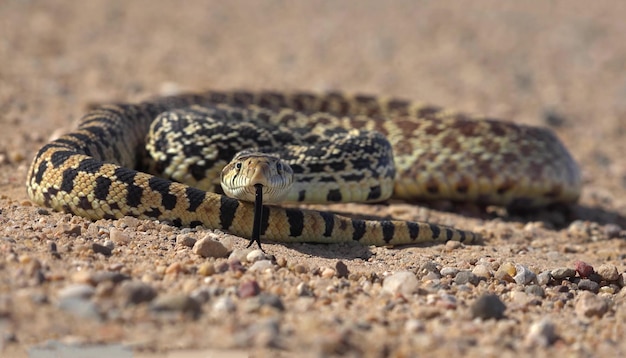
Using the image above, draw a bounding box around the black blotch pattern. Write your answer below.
[367,186,382,201]
[407,222,420,240]
[459,231,466,243]
[144,208,162,218]
[297,190,306,202]
[94,176,112,200]
[78,196,92,210]
[327,189,342,202]
[76,158,105,174]
[285,208,304,237]
[126,184,143,208]
[320,211,334,237]
[381,221,395,243]
[186,187,206,212]
[189,221,203,228]
[148,176,177,210]
[60,169,78,193]
[445,228,454,242]
[352,219,366,241]
[50,151,74,167]
[219,196,239,229]
[429,224,441,239]
[34,161,48,184]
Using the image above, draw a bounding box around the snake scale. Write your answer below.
[26,90,582,246]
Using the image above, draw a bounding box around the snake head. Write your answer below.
[220,151,294,203]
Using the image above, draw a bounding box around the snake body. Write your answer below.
[26,90,581,246]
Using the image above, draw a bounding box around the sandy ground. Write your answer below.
[1,1,626,357]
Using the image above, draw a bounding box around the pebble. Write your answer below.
[335,261,349,278]
[574,260,595,278]
[58,284,95,300]
[293,264,308,274]
[244,293,285,312]
[525,319,557,347]
[234,318,280,347]
[92,243,112,256]
[440,267,459,277]
[445,240,462,250]
[575,291,609,319]
[213,296,236,314]
[472,264,493,279]
[381,271,419,296]
[577,279,600,293]
[150,294,201,318]
[109,228,130,245]
[176,234,197,248]
[514,264,536,285]
[119,281,157,305]
[321,267,336,279]
[91,271,129,285]
[525,285,545,298]
[296,282,314,297]
[471,294,506,320]
[165,262,185,275]
[238,280,262,298]
[551,267,576,280]
[58,297,101,320]
[193,236,229,258]
[246,249,269,263]
[197,262,216,276]
[596,263,619,281]
[229,249,252,262]
[248,260,273,272]
[536,271,552,285]
[455,271,480,286]
[618,273,626,287]
[405,319,425,333]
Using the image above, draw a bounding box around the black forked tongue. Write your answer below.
[248,183,264,250]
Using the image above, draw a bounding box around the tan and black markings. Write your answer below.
[27,90,581,246]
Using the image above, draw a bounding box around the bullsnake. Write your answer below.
[26,90,581,246]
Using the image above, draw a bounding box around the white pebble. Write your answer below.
[193,235,229,258]
[248,260,274,272]
[382,271,418,296]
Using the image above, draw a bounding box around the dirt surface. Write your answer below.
[1,1,626,357]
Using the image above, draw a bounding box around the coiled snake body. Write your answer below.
[26,91,581,246]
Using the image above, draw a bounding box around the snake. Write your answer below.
[25,90,582,247]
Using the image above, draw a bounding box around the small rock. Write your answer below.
[246,249,269,263]
[119,281,157,305]
[537,271,552,285]
[525,319,557,347]
[382,271,419,296]
[445,240,462,250]
[525,285,545,298]
[455,271,480,286]
[193,236,229,258]
[495,262,516,282]
[575,291,609,319]
[229,248,252,262]
[189,287,212,303]
[440,267,459,277]
[293,264,308,274]
[335,261,349,278]
[514,264,536,285]
[91,271,129,285]
[618,273,626,287]
[245,293,285,312]
[58,284,95,300]
[321,267,336,279]
[405,319,425,333]
[596,263,619,281]
[472,264,493,279]
[176,234,197,248]
[574,260,595,278]
[213,296,236,313]
[63,225,82,236]
[109,228,130,245]
[471,294,506,320]
[577,279,600,293]
[296,282,314,297]
[551,267,576,280]
[229,258,246,273]
[165,262,185,275]
[239,280,262,298]
[151,294,201,318]
[58,297,101,320]
[249,260,273,272]
[92,243,112,256]
[197,262,216,276]
[103,240,115,250]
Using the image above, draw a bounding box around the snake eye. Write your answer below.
[276,162,282,173]
[235,162,242,170]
